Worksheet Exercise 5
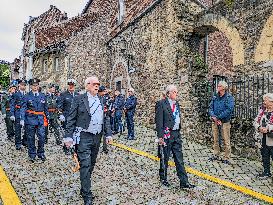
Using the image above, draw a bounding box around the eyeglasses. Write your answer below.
[87,82,100,86]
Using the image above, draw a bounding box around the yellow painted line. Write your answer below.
[0,165,21,205]
[111,141,273,204]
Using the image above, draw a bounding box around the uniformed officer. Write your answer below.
[98,86,110,153]
[113,90,125,134]
[10,79,28,150]
[124,88,137,140]
[21,78,49,162]
[58,79,79,129]
[45,83,61,145]
[1,84,17,141]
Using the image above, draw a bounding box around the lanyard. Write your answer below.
[172,103,179,119]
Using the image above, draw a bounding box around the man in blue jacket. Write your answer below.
[124,88,137,140]
[209,81,235,164]
[21,78,49,162]
[113,90,124,134]
[10,79,28,150]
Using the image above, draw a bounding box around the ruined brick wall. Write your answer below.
[207,31,233,78]
[198,0,273,74]
[108,0,202,126]
[33,53,67,88]
[65,0,118,88]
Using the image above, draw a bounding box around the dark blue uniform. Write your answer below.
[21,91,49,159]
[46,92,61,145]
[114,94,125,133]
[57,90,79,128]
[1,93,14,140]
[124,95,137,139]
[10,91,27,148]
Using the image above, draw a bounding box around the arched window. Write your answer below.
[118,0,125,24]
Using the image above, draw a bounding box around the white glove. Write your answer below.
[2,114,6,118]
[63,137,73,148]
[10,116,15,121]
[20,120,24,127]
[59,115,65,122]
[106,136,113,144]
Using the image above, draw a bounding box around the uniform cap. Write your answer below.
[18,79,28,85]
[29,78,40,85]
[67,79,76,85]
[48,83,56,88]
[98,86,106,92]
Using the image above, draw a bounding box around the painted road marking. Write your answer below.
[111,141,273,204]
[0,166,21,205]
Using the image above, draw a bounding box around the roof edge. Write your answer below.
[82,0,94,14]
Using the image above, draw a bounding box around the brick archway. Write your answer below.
[255,11,273,62]
[196,13,245,66]
[110,59,131,95]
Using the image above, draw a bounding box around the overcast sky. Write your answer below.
[0,0,89,63]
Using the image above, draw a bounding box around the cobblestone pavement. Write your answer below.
[115,126,273,195]
[0,118,271,205]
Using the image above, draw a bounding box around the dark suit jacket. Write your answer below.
[65,93,112,139]
[155,98,181,138]
[58,90,79,117]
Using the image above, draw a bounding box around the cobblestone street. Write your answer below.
[0,118,272,205]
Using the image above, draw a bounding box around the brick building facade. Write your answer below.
[16,0,273,158]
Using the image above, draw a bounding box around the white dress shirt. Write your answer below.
[83,93,103,134]
[168,98,180,130]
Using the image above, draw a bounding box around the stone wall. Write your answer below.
[65,0,118,88]
[33,53,68,88]
[108,0,197,125]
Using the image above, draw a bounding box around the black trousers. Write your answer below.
[5,114,14,139]
[159,130,189,185]
[14,119,27,148]
[45,118,61,144]
[77,131,102,202]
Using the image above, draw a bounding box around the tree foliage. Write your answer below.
[0,64,10,89]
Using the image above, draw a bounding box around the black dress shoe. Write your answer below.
[16,146,22,150]
[258,172,272,179]
[208,156,220,162]
[28,157,35,163]
[38,156,46,162]
[180,183,195,189]
[84,199,92,205]
[56,140,62,145]
[222,160,231,165]
[160,179,170,187]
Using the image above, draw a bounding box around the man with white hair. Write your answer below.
[124,87,137,140]
[209,80,235,165]
[63,76,112,205]
[155,84,195,189]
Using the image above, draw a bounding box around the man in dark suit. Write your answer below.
[155,84,195,189]
[58,79,79,129]
[63,76,112,205]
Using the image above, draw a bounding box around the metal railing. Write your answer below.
[195,74,273,120]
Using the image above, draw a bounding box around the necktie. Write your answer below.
[172,103,176,113]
